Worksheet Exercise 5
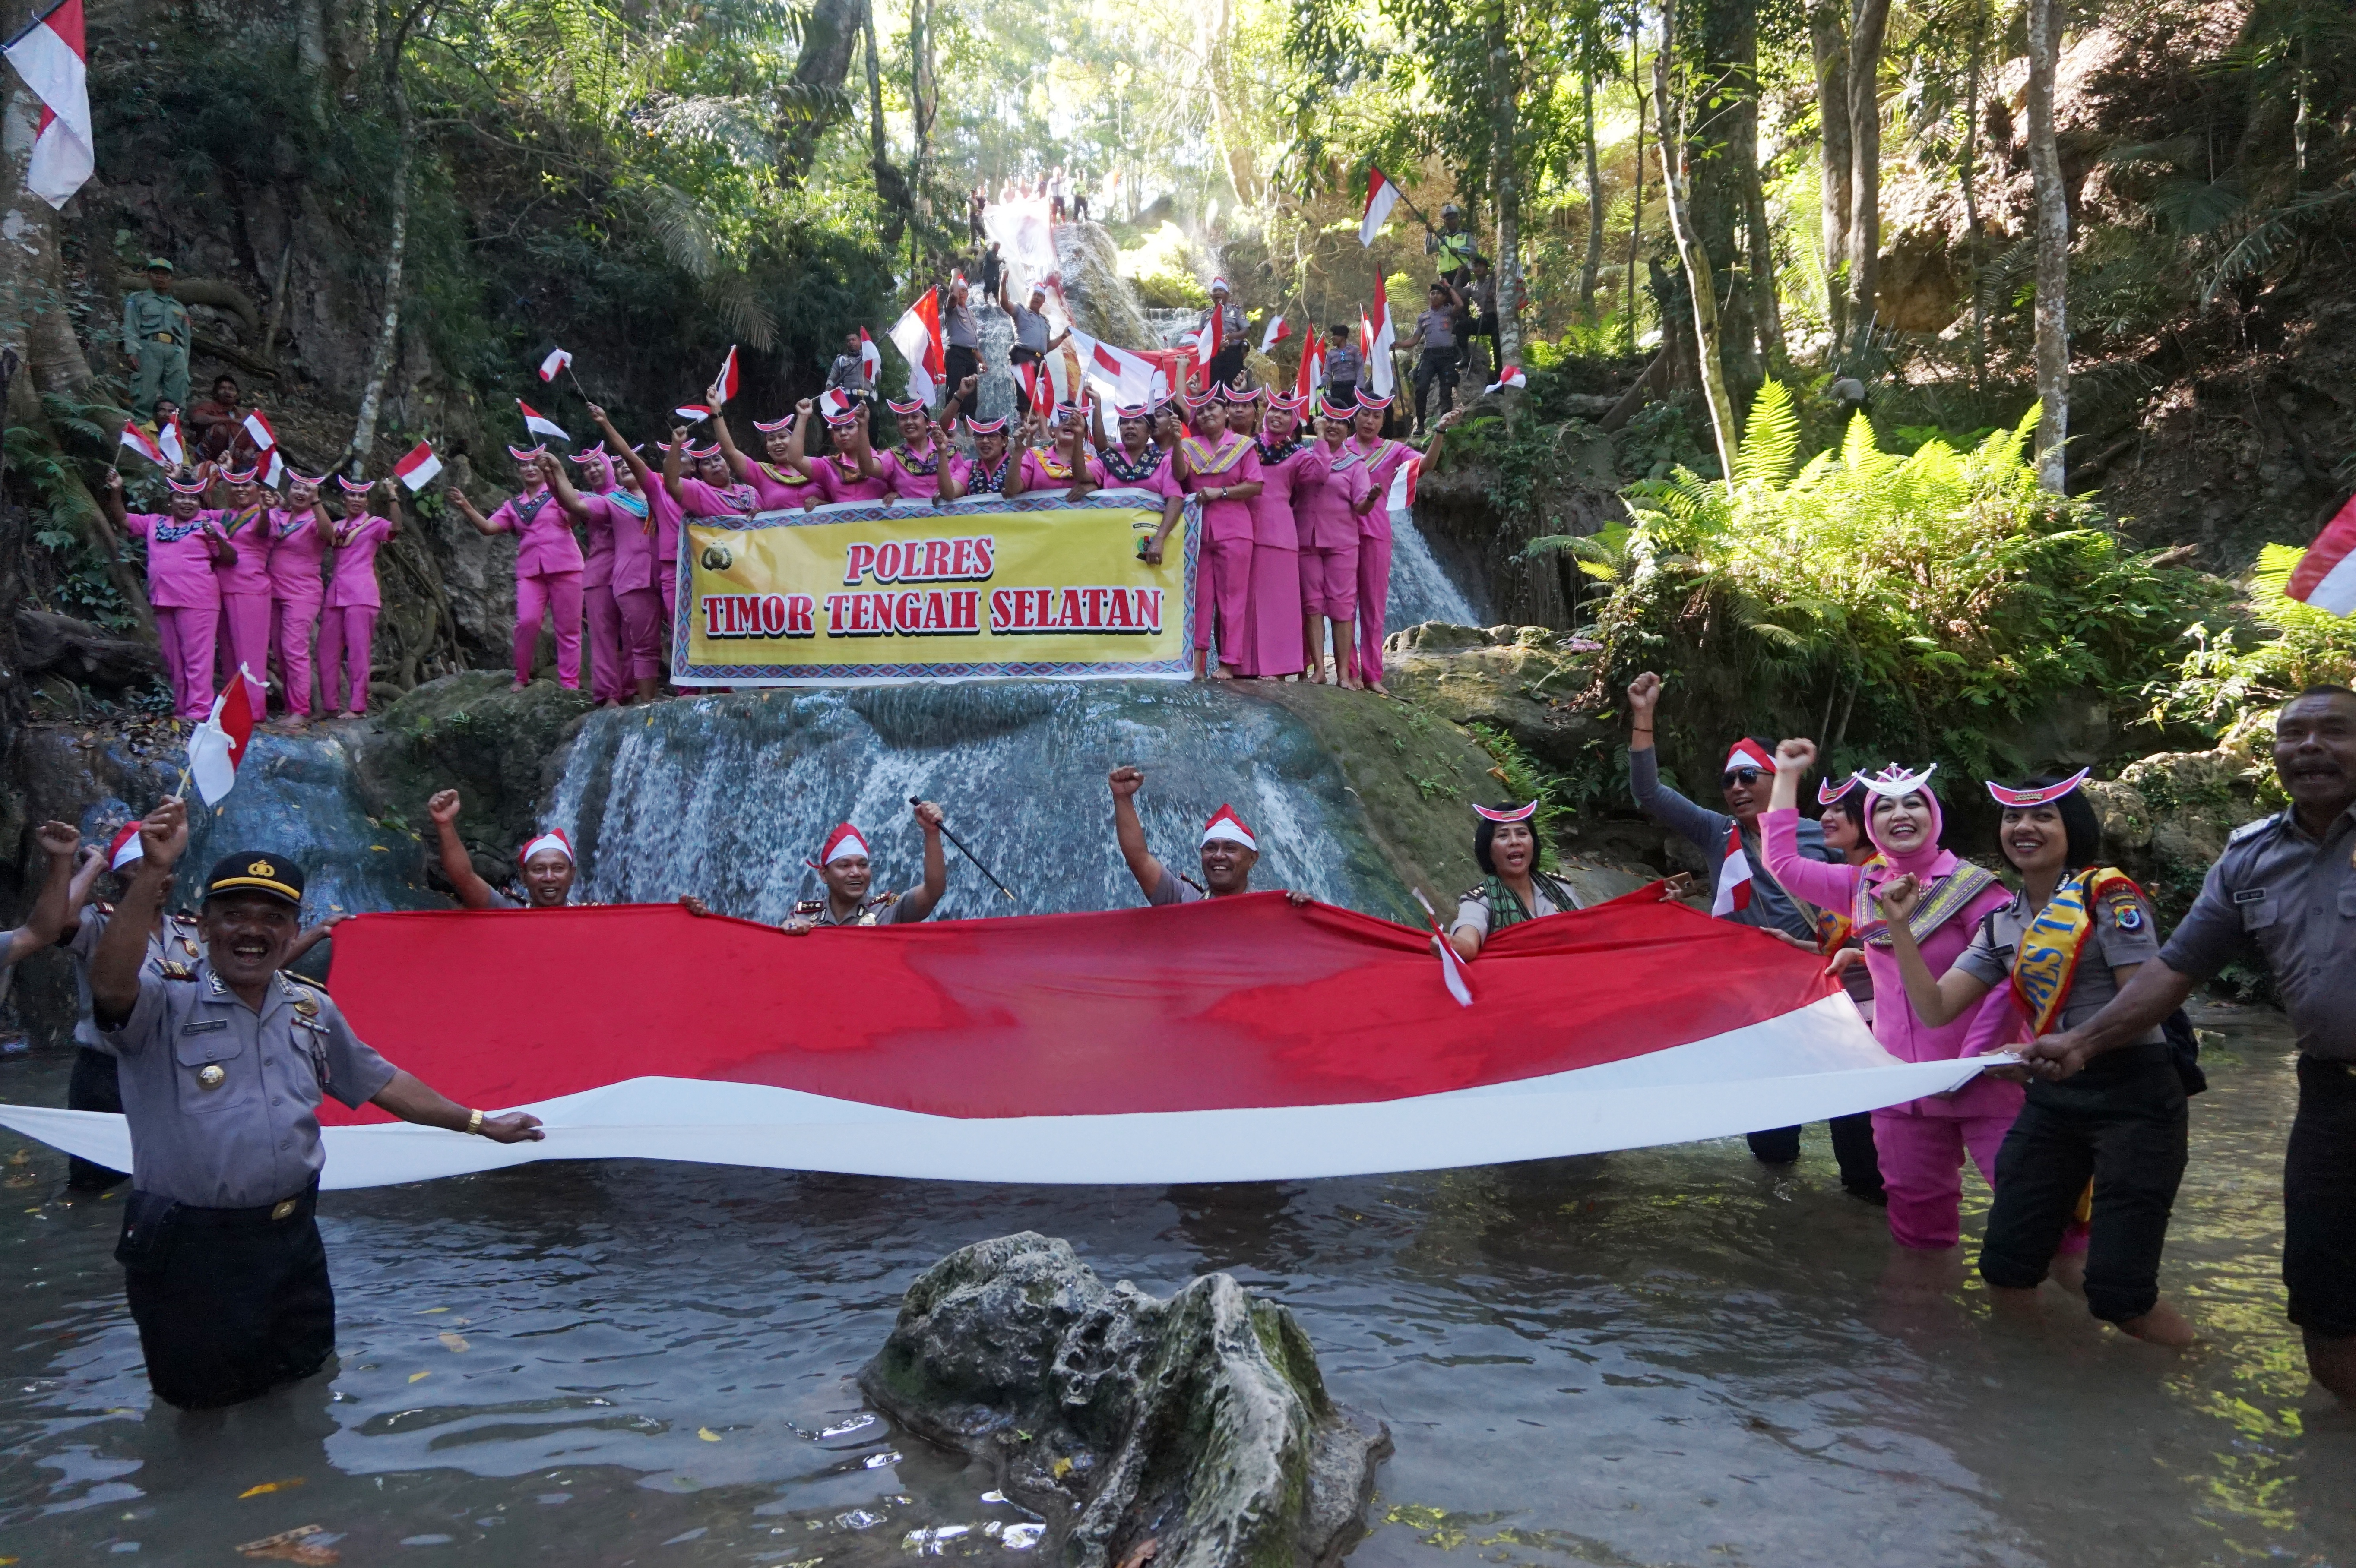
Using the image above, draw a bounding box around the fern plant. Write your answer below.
[2159,543,2356,739]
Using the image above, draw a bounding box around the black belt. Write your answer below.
[148,1182,319,1230]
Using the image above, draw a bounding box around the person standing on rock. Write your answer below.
[999,280,1070,416]
[188,376,263,467]
[89,798,544,1409]
[1108,768,1311,907]
[1449,801,1584,959]
[782,804,950,931]
[1345,396,1411,693]
[100,469,232,721]
[121,259,191,422]
[1093,401,1184,547]
[1242,393,1318,680]
[2022,685,2356,1402]
[942,277,982,410]
[563,429,665,701]
[208,466,275,717]
[543,447,630,706]
[586,404,687,661]
[1403,281,1464,439]
[266,469,334,728]
[1165,389,1264,680]
[1296,393,1378,687]
[1197,280,1249,390]
[449,450,586,693]
[316,478,400,718]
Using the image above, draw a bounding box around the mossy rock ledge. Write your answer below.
[858,1232,1390,1568]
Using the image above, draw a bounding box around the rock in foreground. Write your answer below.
[858,1233,1390,1568]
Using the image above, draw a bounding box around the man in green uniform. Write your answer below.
[121,259,191,421]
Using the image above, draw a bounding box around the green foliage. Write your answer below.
[2158,544,2356,740]
[1465,724,1571,869]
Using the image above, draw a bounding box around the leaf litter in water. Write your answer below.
[236,1525,339,1565]
[237,1479,304,1499]
[438,1332,469,1352]
[698,1427,722,1442]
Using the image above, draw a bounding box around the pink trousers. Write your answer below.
[270,595,321,717]
[1300,544,1360,620]
[315,607,378,713]
[218,591,271,712]
[1197,536,1253,663]
[515,570,584,689]
[1242,544,1304,677]
[586,585,626,704]
[154,604,219,720]
[1354,537,1392,684]
[1874,1110,2089,1255]
[618,585,665,683]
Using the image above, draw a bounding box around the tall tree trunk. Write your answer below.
[1688,0,1761,401]
[909,0,936,234]
[1580,63,1602,317]
[1488,0,1522,380]
[1843,0,1892,340]
[347,61,412,471]
[776,0,863,184]
[1960,0,1987,395]
[859,0,902,250]
[1653,2,1738,481]
[2024,0,2069,490]
[1743,149,1782,368]
[1624,23,1646,354]
[296,0,332,123]
[1808,0,1852,343]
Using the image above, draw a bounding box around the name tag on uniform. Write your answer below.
[2233,888,2267,905]
[180,1018,229,1034]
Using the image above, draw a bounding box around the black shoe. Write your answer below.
[1844,1184,1890,1207]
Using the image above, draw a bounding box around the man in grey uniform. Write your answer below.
[91,799,543,1409]
[2030,684,2356,1402]
[120,259,190,421]
[783,800,950,930]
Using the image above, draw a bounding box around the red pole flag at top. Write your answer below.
[1259,314,1289,354]
[1296,333,1325,400]
[887,288,947,405]
[858,328,883,388]
[1358,166,1401,248]
[4,0,92,209]
[1363,275,1397,398]
[2287,494,2356,616]
[538,346,573,382]
[713,345,739,402]
[518,401,571,443]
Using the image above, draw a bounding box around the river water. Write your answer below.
[0,1001,2346,1565]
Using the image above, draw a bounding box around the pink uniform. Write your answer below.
[747,459,820,512]
[486,488,584,690]
[877,443,956,502]
[1241,440,1321,678]
[318,514,391,714]
[589,491,663,688]
[811,455,891,505]
[1349,436,1410,684]
[1763,809,2026,1251]
[210,506,272,712]
[123,511,222,719]
[960,450,1015,496]
[646,482,684,634]
[1176,434,1264,665]
[1296,444,1368,621]
[266,506,329,717]
[577,489,623,704]
[1096,445,1179,500]
[1018,446,1098,494]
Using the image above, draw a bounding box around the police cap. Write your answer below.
[143,257,174,273]
[203,851,305,907]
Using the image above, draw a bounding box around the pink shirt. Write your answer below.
[486,489,585,577]
[747,460,820,511]
[878,443,955,501]
[647,484,684,582]
[327,515,393,610]
[1347,437,1409,542]
[1248,441,1324,548]
[577,493,615,590]
[210,506,273,597]
[122,512,224,610]
[589,493,656,593]
[960,450,1015,496]
[1019,446,1098,493]
[1096,445,1179,499]
[266,507,330,602]
[1296,445,1371,551]
[811,455,891,505]
[1762,808,2020,1119]
[677,476,760,519]
[1175,435,1264,544]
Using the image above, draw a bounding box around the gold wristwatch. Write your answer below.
[466,1109,484,1135]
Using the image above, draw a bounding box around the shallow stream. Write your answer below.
[0,1002,2347,1566]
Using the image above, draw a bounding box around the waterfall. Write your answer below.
[546,683,1417,923]
[181,734,441,917]
[1387,508,1479,629]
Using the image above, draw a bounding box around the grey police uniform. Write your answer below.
[98,961,397,1408]
[121,288,192,419]
[1957,880,2184,1325]
[59,904,206,1189]
[797,890,926,926]
[2157,803,2356,1337]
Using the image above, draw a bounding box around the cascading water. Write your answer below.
[545,681,1417,923]
[180,734,441,916]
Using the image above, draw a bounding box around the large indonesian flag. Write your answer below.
[4,0,92,209]
[0,891,1996,1188]
[2288,494,2356,615]
[887,288,946,405]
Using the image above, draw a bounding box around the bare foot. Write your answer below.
[2050,1250,2087,1296]
[1211,664,1236,680]
[2117,1297,2198,1348]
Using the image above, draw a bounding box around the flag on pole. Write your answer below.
[1364,277,1397,398]
[2287,495,2356,616]
[1358,166,1401,248]
[259,448,285,488]
[3,0,92,209]
[1068,330,1156,406]
[674,402,714,424]
[393,441,442,491]
[538,347,573,382]
[887,288,947,406]
[1410,890,1475,1008]
[1259,314,1289,354]
[518,401,570,443]
[186,670,259,806]
[240,408,278,450]
[858,328,883,389]
[157,417,184,465]
[1196,300,1222,379]
[117,421,167,467]
[1295,335,1325,400]
[1710,825,1756,917]
[1485,365,1527,393]
[712,345,740,403]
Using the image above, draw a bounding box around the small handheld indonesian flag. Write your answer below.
[156,417,184,465]
[1486,365,1527,393]
[858,328,882,387]
[713,345,740,402]
[241,408,278,451]
[2287,493,2356,616]
[518,401,570,443]
[1259,314,1289,354]
[1359,165,1400,248]
[393,440,442,491]
[674,401,714,424]
[1295,333,1324,399]
[259,447,285,488]
[3,0,92,209]
[117,420,168,467]
[1710,824,1755,917]
[887,288,946,406]
[187,667,260,807]
[1410,889,1475,1008]
[538,346,573,382]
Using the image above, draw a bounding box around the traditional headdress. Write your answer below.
[1354,390,1393,411]
[885,395,929,416]
[222,465,258,484]
[506,443,548,463]
[1856,762,1937,798]
[1472,801,1538,824]
[166,474,210,496]
[1856,763,1948,876]
[1201,805,1257,851]
[518,828,575,866]
[1722,739,1778,775]
[966,414,1009,436]
[819,389,860,426]
[572,446,616,488]
[1317,389,1359,418]
[752,413,796,434]
[1986,768,2091,809]
[686,443,721,461]
[1267,391,1308,416]
[1816,774,1860,806]
[106,822,145,871]
[336,474,376,495]
[286,467,329,490]
[1113,402,1153,423]
[817,822,870,866]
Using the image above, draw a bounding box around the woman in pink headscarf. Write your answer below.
[448,449,586,691]
[1761,740,2020,1254]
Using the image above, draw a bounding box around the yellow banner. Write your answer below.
[673,493,1194,685]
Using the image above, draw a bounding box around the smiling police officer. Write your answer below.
[90,798,544,1410]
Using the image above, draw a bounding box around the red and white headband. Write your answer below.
[1114,403,1152,422]
[1986,768,2091,809]
[1355,391,1393,410]
[107,822,145,871]
[686,443,720,460]
[885,396,929,416]
[752,414,795,433]
[966,415,1009,436]
[167,475,210,495]
[1267,392,1308,414]
[1201,805,1257,851]
[286,468,329,489]
[817,822,869,866]
[1723,739,1777,775]
[1473,801,1538,824]
[336,474,376,495]
[507,443,548,462]
[518,828,574,866]
[1858,762,1938,799]
[1816,775,1859,806]
[222,465,258,484]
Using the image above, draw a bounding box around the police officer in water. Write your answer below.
[90,797,544,1410]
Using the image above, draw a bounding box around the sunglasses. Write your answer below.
[1721,768,1767,787]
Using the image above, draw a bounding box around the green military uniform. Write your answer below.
[122,263,191,420]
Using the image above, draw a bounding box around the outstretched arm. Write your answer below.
[5,824,92,964]
[661,427,690,502]
[283,913,352,966]
[2024,961,2198,1080]
[92,800,187,1026]
[446,487,502,536]
[1107,766,1167,900]
[426,789,500,910]
[541,454,590,520]
[591,405,658,495]
[895,800,951,922]
[370,1070,543,1142]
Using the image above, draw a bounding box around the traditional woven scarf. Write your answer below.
[1855,861,2001,948]
[2008,867,2144,1035]
[1102,444,1163,484]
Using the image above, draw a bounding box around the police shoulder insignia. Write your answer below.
[2227,812,2282,846]
[160,961,197,981]
[1462,885,1487,902]
[2107,896,2145,931]
[794,898,826,914]
[867,891,898,910]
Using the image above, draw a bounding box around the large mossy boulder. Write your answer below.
[1377,623,1609,774]
[859,1233,1390,1568]
[2083,746,2275,922]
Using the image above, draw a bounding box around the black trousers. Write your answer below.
[67,1046,128,1189]
[1745,1116,1884,1195]
[1979,1048,2187,1323]
[2286,1055,2356,1338]
[118,1184,336,1409]
[944,344,979,406]
[1207,342,1248,391]
[1412,345,1459,429]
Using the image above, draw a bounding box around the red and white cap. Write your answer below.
[1723,739,1778,775]
[1201,805,1257,851]
[1472,801,1538,824]
[752,413,795,433]
[518,828,575,866]
[817,823,870,866]
[222,465,259,484]
[336,474,376,495]
[686,443,721,460]
[1114,402,1153,422]
[106,822,145,871]
[1986,768,2091,809]
[1210,276,1231,294]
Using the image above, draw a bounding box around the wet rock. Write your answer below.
[2084,746,2272,921]
[858,1233,1390,1568]
[1379,623,1609,773]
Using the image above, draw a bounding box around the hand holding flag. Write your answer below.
[184,668,260,806]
